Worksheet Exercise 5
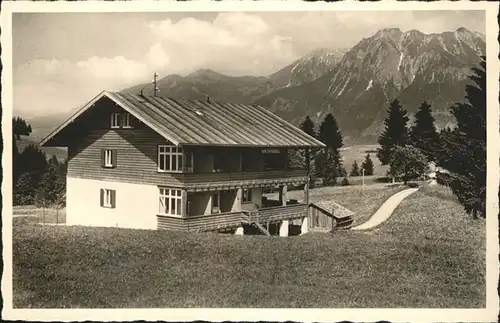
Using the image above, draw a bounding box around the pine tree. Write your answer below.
[321,151,339,186]
[350,160,360,177]
[410,101,439,161]
[377,99,409,165]
[13,117,32,140]
[319,113,343,152]
[361,154,374,176]
[35,163,65,207]
[388,145,428,184]
[435,57,486,219]
[13,144,48,205]
[300,116,317,178]
[317,113,343,185]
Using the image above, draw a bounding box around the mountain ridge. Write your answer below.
[23,27,485,146]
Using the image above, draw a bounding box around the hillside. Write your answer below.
[15,135,67,161]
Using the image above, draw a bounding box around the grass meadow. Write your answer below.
[12,184,485,308]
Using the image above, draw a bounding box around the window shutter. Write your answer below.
[100,149,105,167]
[111,190,116,208]
[112,150,118,168]
[100,189,104,207]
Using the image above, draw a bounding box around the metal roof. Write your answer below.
[40,91,325,148]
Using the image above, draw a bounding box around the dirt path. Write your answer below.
[351,188,419,231]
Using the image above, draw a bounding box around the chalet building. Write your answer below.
[40,91,351,235]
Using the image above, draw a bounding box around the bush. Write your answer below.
[407,182,419,188]
[341,177,350,186]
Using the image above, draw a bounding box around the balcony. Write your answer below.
[180,169,308,192]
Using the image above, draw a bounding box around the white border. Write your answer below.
[2,1,499,322]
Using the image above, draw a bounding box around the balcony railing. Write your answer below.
[156,203,308,232]
[180,169,308,191]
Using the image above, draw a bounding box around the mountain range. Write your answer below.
[26,27,485,146]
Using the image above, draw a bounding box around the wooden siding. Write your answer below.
[68,128,307,188]
[185,212,242,231]
[308,204,354,230]
[65,100,307,187]
[247,204,308,225]
[156,204,308,232]
[157,215,186,231]
[68,128,184,187]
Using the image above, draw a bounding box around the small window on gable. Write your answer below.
[111,113,120,128]
[122,112,132,128]
[100,189,116,208]
[110,112,133,129]
[101,149,117,168]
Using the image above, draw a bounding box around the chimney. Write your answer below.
[206,96,210,103]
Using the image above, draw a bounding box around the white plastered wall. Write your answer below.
[66,177,159,230]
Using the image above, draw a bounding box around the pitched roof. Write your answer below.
[40,91,325,148]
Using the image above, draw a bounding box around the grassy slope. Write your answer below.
[277,183,406,224]
[13,186,485,308]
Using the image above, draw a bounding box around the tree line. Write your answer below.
[375,56,485,219]
[13,117,67,207]
[289,113,375,187]
[293,56,485,219]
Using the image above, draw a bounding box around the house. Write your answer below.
[40,91,325,235]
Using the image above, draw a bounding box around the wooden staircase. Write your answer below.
[241,212,271,236]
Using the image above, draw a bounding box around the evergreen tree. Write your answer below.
[13,117,32,140]
[35,163,65,207]
[321,151,339,187]
[13,144,48,205]
[410,101,439,161]
[300,116,318,179]
[49,155,60,167]
[435,57,486,219]
[319,113,343,152]
[361,154,374,176]
[338,163,347,177]
[350,160,360,177]
[317,113,343,185]
[388,145,428,184]
[377,100,409,165]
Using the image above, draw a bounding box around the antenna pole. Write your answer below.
[154,72,159,97]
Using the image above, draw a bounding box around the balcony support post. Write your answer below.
[181,189,188,217]
[279,185,288,206]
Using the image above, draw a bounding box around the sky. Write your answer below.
[12,10,485,117]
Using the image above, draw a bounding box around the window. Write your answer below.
[212,192,220,213]
[101,149,117,168]
[110,112,133,129]
[159,188,182,216]
[110,113,120,128]
[242,188,252,203]
[158,145,183,172]
[122,112,131,128]
[100,189,116,208]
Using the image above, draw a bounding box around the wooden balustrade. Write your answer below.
[157,203,308,232]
